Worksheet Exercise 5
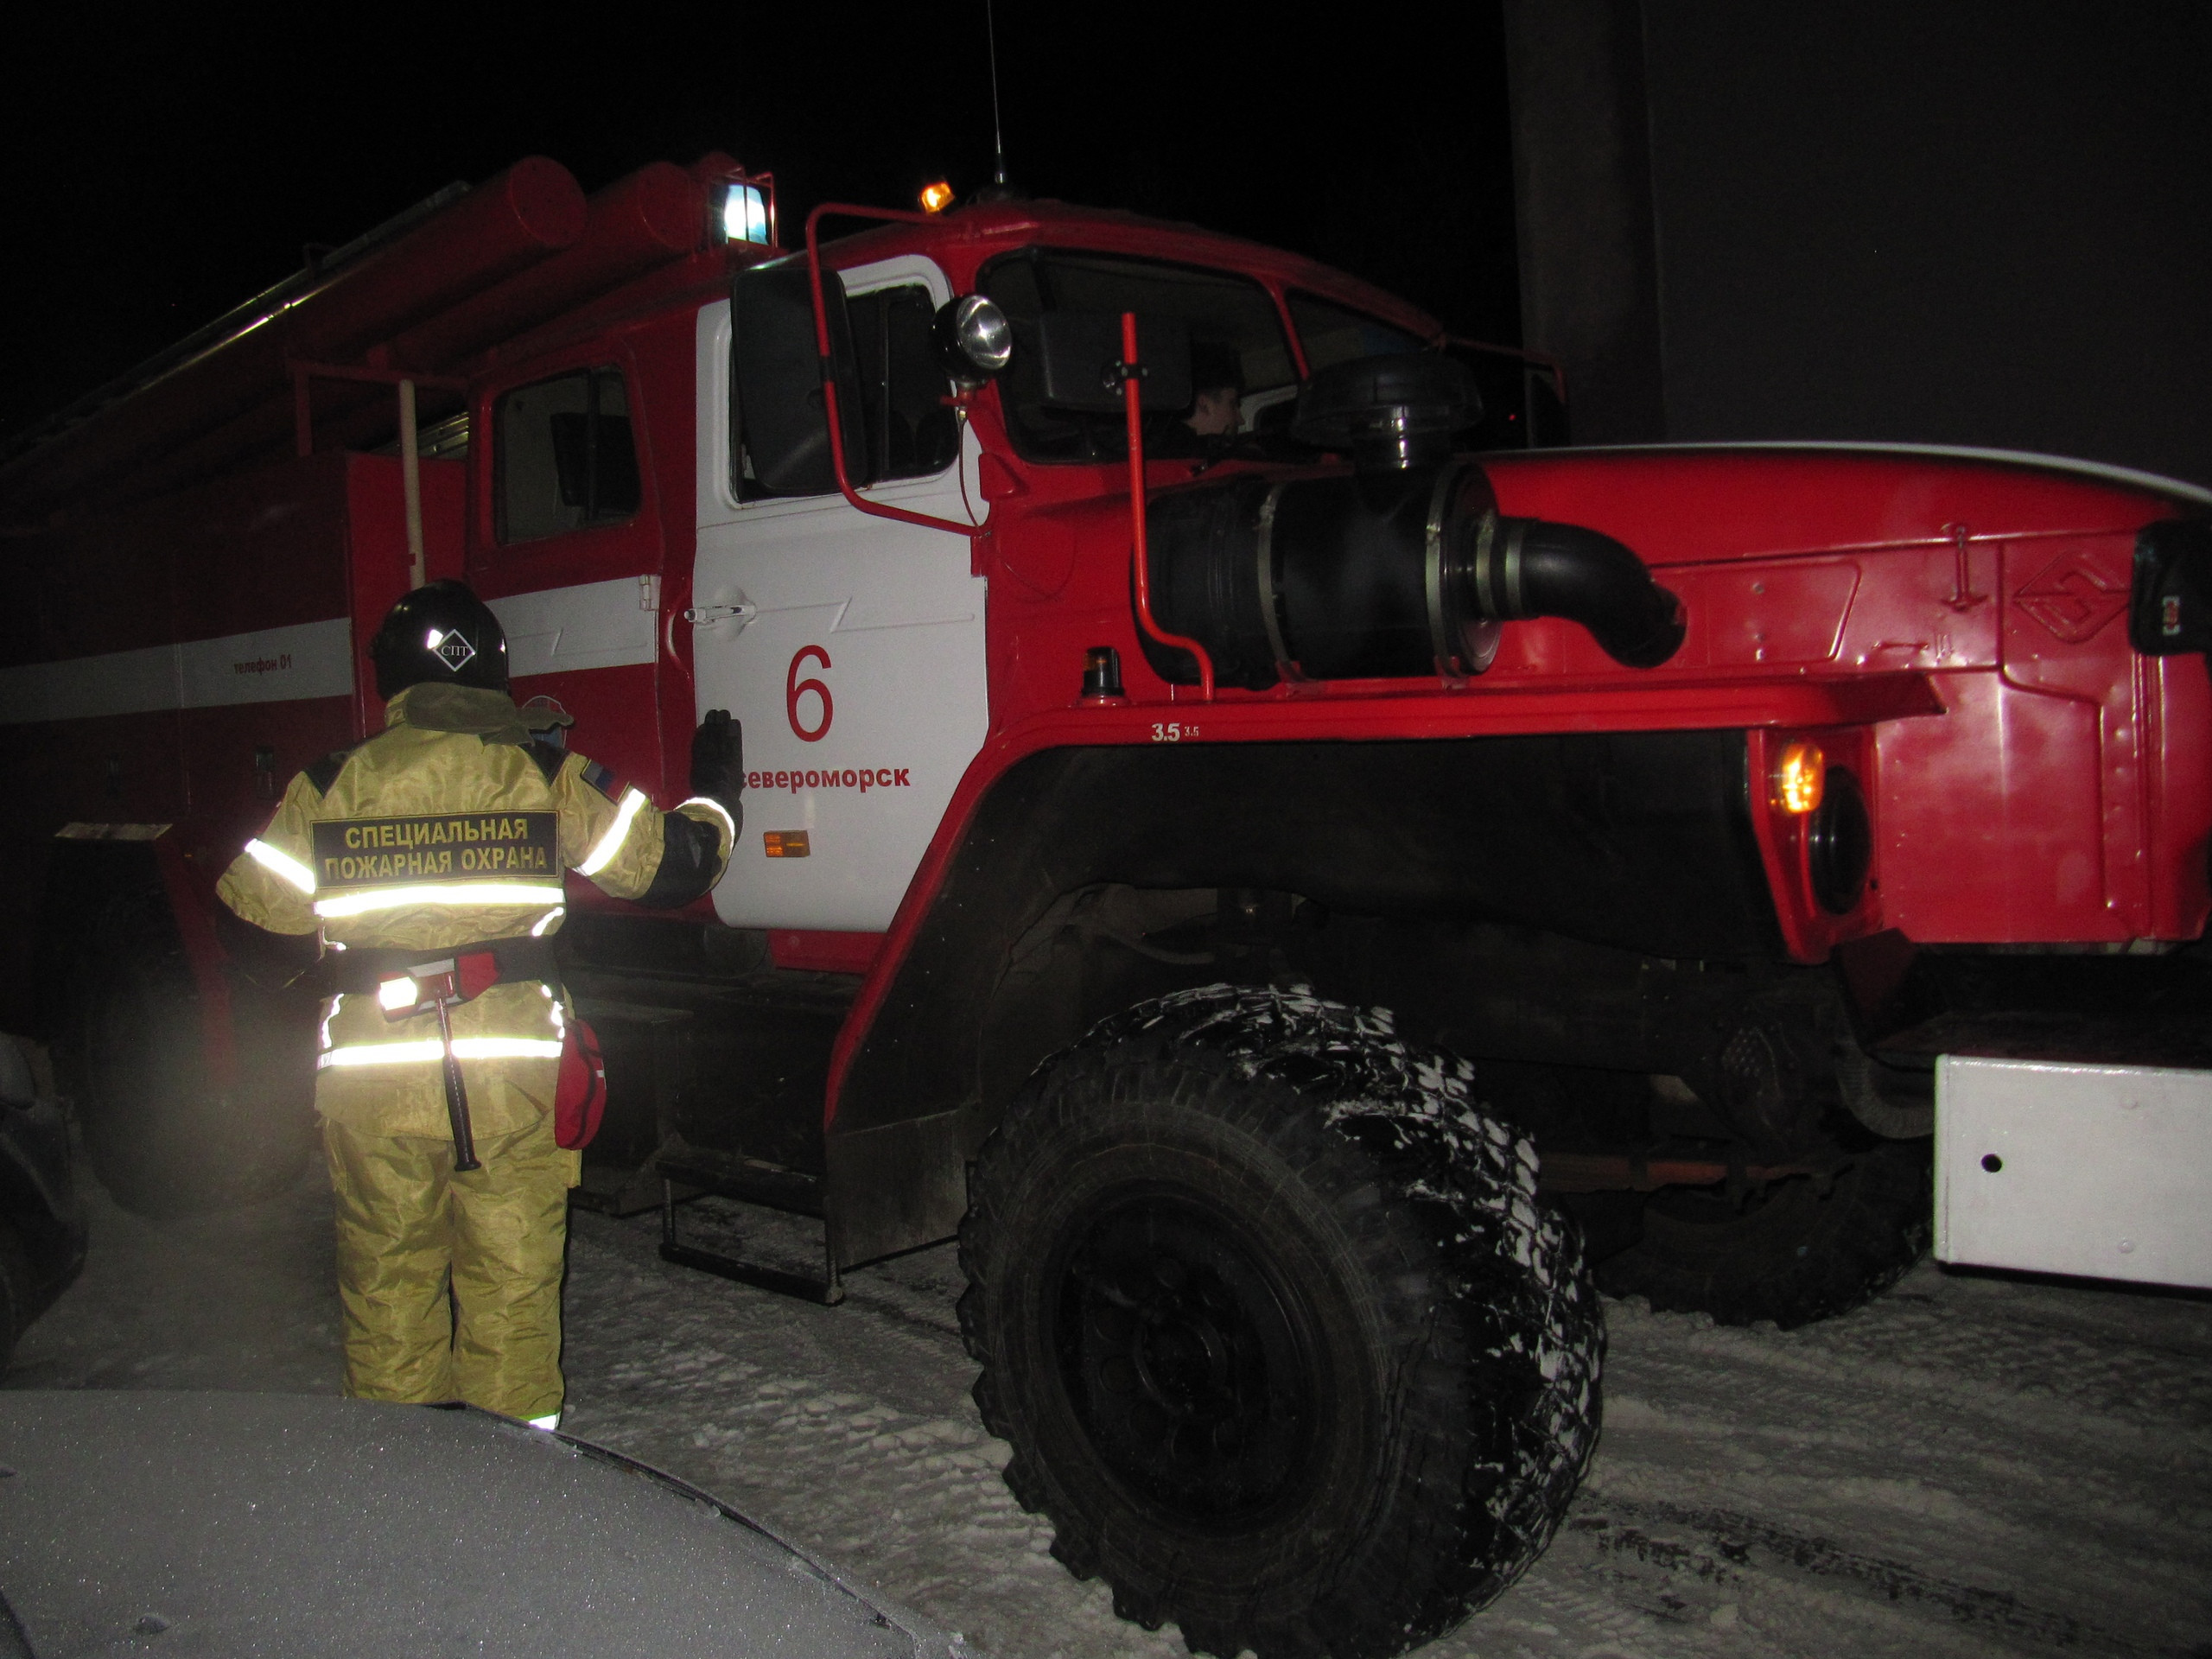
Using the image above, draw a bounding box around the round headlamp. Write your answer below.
[934,294,1013,383]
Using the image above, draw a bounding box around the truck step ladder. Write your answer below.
[652,1143,844,1306]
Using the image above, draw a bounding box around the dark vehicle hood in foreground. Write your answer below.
[0,1391,972,1658]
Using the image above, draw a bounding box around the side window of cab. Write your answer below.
[846,284,960,483]
[732,282,957,499]
[494,366,641,543]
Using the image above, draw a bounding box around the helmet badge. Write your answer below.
[425,627,478,673]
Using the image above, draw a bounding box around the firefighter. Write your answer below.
[215,581,741,1427]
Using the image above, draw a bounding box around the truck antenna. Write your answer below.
[987,0,1007,187]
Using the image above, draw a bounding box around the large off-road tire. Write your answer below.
[959,986,1603,1659]
[1596,1139,1931,1328]
[67,890,316,1218]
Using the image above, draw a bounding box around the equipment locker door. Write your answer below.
[468,349,668,801]
[690,257,989,933]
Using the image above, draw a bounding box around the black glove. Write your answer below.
[690,709,745,810]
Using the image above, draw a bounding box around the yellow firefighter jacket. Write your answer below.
[217,683,734,1138]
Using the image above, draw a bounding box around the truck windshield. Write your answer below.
[1293,289,1563,451]
[982,251,1298,463]
[1286,293,1427,371]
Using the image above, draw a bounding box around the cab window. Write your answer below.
[1288,292,1565,449]
[732,283,958,499]
[847,284,961,483]
[495,367,641,543]
[981,251,1298,463]
[1286,294,1426,373]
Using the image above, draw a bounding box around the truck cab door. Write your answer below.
[690,256,989,931]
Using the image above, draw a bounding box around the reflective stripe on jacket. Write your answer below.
[216,683,734,1136]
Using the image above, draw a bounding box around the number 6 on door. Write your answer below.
[786,645,833,741]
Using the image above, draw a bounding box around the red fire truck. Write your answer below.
[3,154,2207,1658]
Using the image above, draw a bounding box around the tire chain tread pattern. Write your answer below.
[1596,1138,1931,1329]
[959,985,1604,1659]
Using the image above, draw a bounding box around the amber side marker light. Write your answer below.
[919,180,956,214]
[1773,741,1827,815]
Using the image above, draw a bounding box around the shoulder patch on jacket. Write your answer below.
[579,759,624,801]
[303,745,362,797]
[525,739,568,786]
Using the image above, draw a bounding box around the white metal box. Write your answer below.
[1935,1055,2212,1290]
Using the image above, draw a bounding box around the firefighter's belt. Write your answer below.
[328,936,562,996]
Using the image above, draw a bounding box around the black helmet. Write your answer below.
[370,581,511,699]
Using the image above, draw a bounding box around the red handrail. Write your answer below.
[1121,311,1214,700]
[802,203,977,538]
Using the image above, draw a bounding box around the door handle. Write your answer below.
[685,601,760,629]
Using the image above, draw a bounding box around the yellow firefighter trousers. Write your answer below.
[322,1109,574,1421]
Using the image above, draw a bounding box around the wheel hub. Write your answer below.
[1054,1197,1319,1524]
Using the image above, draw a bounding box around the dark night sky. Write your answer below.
[4,4,1520,444]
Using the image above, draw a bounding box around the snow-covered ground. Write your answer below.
[10,1167,2209,1659]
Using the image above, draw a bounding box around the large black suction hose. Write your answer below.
[1459,513,1686,670]
[1139,465,1688,687]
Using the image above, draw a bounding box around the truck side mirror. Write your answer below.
[732,258,870,496]
[1033,311,1192,413]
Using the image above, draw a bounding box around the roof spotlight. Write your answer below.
[715,182,770,245]
[932,293,1014,385]
[919,180,956,214]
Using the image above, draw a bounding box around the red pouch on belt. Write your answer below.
[555,1013,607,1150]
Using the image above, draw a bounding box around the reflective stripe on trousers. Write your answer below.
[317,985,566,1071]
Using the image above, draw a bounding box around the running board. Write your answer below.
[657,1179,844,1306]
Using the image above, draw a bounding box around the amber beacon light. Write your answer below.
[919,180,956,214]
[1772,740,1827,815]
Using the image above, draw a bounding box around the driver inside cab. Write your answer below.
[1183,344,1244,439]
[1152,343,1244,458]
